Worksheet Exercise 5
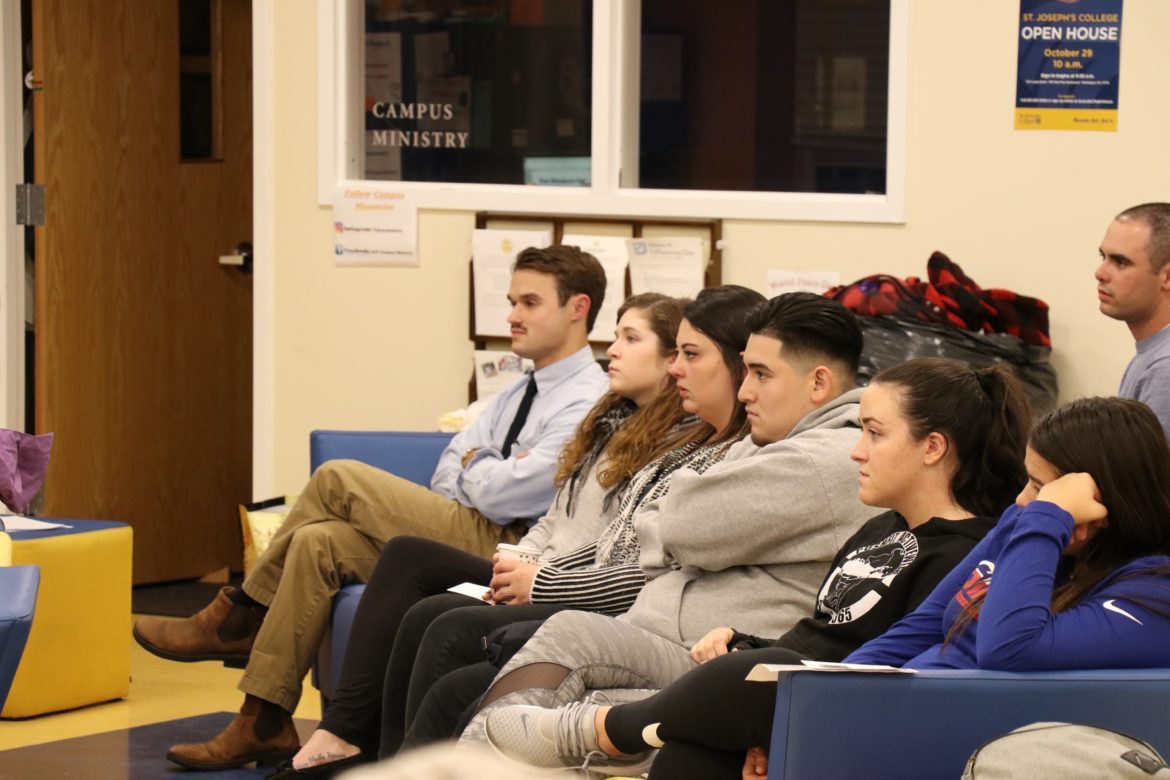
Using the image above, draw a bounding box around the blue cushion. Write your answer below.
[0,565,40,712]
[316,584,367,701]
[309,431,453,488]
[308,430,453,703]
[767,668,1170,779]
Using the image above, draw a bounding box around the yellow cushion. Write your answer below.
[239,495,297,577]
[2,524,133,718]
[0,531,10,566]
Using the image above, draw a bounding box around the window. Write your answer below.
[320,0,907,222]
[362,1,592,186]
[180,0,221,160]
[635,0,889,195]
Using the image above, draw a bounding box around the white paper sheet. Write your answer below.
[472,229,554,337]
[365,32,403,179]
[332,187,418,266]
[0,515,71,531]
[447,581,490,600]
[413,31,450,81]
[561,234,630,342]
[627,237,706,299]
[745,661,914,682]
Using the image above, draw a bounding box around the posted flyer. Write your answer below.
[1015,0,1123,131]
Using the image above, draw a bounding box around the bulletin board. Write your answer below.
[469,212,723,344]
[465,212,723,401]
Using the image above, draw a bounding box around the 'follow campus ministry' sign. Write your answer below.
[1015,0,1123,131]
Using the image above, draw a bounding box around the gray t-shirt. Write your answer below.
[1120,324,1170,441]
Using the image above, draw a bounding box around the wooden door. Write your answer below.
[32,0,253,583]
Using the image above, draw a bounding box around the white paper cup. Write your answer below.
[496,543,541,564]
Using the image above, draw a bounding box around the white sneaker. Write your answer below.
[484,701,653,776]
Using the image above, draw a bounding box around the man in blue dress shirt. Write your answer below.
[135,245,609,769]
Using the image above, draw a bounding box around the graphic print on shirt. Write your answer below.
[954,560,995,611]
[818,531,918,624]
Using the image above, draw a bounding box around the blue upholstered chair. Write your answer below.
[308,430,454,706]
[765,668,1170,779]
[308,431,455,489]
[0,530,40,713]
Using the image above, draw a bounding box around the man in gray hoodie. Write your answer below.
[460,292,875,746]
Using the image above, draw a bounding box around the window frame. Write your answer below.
[317,0,908,223]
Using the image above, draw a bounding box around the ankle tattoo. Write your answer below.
[302,751,348,767]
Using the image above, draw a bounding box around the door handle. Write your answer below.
[218,241,253,273]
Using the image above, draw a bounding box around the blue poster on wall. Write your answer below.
[1015,0,1123,131]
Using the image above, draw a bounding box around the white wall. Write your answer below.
[258,0,1170,495]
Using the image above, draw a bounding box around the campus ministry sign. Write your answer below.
[369,102,470,149]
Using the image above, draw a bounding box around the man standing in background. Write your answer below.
[1097,202,1170,438]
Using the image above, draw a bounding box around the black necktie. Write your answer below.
[501,374,538,458]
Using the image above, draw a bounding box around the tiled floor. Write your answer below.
[0,616,322,778]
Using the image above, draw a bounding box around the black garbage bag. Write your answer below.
[855,315,1059,416]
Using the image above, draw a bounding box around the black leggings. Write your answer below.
[381,599,567,756]
[317,536,491,754]
[400,660,498,750]
[603,647,807,780]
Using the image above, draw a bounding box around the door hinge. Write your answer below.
[15,184,45,226]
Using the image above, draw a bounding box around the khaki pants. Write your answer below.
[238,459,525,711]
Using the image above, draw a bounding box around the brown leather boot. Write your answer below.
[133,586,263,664]
[166,694,299,770]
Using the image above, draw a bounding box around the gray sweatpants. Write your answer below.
[460,610,698,743]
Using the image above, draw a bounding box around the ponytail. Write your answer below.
[873,359,1031,517]
[963,365,1034,517]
